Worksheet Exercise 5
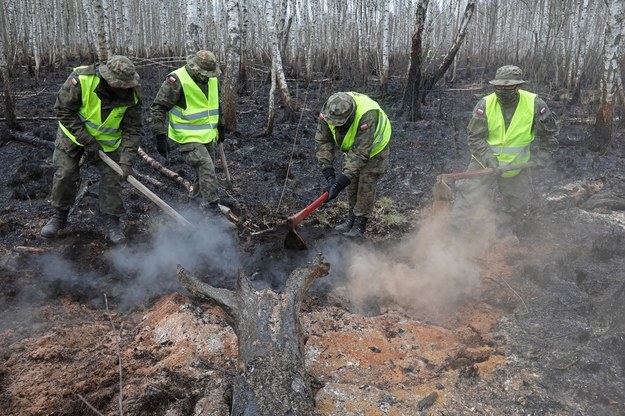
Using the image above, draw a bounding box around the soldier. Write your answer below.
[315,91,392,238]
[150,50,225,215]
[451,65,559,238]
[41,55,142,244]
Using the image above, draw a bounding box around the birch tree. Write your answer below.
[222,0,241,132]
[0,0,18,130]
[379,0,391,88]
[401,0,428,121]
[589,0,625,152]
[186,0,202,54]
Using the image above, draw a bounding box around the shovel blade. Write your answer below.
[284,229,308,250]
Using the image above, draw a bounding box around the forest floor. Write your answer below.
[1,62,625,416]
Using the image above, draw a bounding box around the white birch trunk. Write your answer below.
[264,0,294,113]
[379,0,390,87]
[223,0,241,131]
[186,0,201,53]
[590,0,625,150]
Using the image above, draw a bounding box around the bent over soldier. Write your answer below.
[150,50,225,215]
[41,55,142,244]
[315,92,392,238]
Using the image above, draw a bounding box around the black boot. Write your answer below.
[344,216,368,238]
[335,210,355,233]
[104,215,125,244]
[200,201,222,216]
[41,208,69,238]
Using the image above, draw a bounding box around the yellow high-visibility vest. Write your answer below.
[167,67,219,144]
[59,67,136,152]
[328,92,391,157]
[483,89,535,177]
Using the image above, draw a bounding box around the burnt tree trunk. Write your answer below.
[401,0,428,121]
[177,256,330,416]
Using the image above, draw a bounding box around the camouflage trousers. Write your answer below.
[49,132,124,216]
[346,146,389,218]
[450,158,533,234]
[180,141,219,204]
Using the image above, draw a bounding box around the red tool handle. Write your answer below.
[287,191,329,227]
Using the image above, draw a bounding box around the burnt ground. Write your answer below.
[1,62,625,416]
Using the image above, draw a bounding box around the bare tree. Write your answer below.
[222,0,241,132]
[0,0,18,130]
[401,0,429,121]
[589,0,625,152]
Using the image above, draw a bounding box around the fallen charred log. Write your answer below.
[177,255,330,415]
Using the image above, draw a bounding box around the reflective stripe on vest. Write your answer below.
[59,68,134,152]
[483,89,535,177]
[167,67,219,144]
[328,92,391,157]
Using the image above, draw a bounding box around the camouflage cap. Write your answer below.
[99,55,140,89]
[489,65,526,86]
[321,92,355,126]
[186,50,222,78]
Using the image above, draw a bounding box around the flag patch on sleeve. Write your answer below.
[359,124,369,131]
[475,108,484,116]
[540,107,547,115]
[70,77,78,86]
[167,75,177,84]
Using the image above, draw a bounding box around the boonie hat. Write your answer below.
[186,50,222,78]
[99,55,140,89]
[489,65,526,86]
[321,92,355,126]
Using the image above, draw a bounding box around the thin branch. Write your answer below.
[76,394,105,416]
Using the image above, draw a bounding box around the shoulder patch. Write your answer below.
[539,106,547,115]
[70,77,78,86]
[475,108,484,116]
[167,75,177,84]
[359,124,369,131]
[319,113,325,121]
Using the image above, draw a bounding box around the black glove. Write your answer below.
[483,155,499,169]
[325,173,350,203]
[82,138,101,161]
[322,167,336,191]
[217,124,226,144]
[120,163,133,179]
[155,134,169,158]
[533,151,550,169]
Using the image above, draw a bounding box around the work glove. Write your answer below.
[483,155,499,169]
[322,167,336,191]
[217,124,226,144]
[82,137,101,162]
[155,134,169,158]
[120,163,133,179]
[532,151,550,170]
[325,173,350,203]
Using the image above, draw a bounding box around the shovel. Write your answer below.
[433,161,537,212]
[98,150,194,229]
[284,191,329,250]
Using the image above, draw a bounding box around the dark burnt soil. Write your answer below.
[1,62,625,415]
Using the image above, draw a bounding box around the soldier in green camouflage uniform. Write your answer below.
[41,55,142,244]
[149,51,225,215]
[315,92,392,238]
[451,65,559,239]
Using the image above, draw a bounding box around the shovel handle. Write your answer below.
[287,191,329,227]
[98,150,194,229]
[439,161,536,182]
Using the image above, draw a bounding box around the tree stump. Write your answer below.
[177,255,330,416]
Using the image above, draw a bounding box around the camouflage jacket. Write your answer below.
[467,93,559,166]
[54,64,142,165]
[314,109,382,180]
[149,65,223,136]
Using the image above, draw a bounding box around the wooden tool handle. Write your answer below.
[287,192,329,227]
[98,150,194,229]
[440,162,536,181]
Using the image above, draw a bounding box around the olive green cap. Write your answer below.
[489,65,526,86]
[321,92,355,126]
[99,55,140,89]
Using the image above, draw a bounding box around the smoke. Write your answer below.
[344,208,500,318]
[107,211,241,308]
